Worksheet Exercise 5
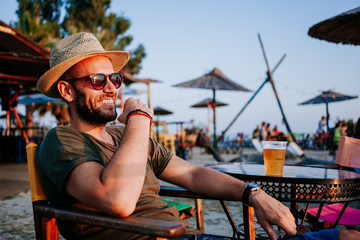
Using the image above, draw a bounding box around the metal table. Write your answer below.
[206,163,360,239]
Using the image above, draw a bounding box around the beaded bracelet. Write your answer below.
[126,109,153,127]
[248,190,263,206]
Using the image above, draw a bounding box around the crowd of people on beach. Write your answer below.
[250,117,360,157]
[302,116,360,154]
[252,121,288,141]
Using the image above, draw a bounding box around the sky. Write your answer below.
[1,0,359,138]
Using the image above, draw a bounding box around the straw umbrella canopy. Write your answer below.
[308,7,360,45]
[190,98,228,108]
[119,71,160,110]
[153,106,173,116]
[174,67,250,150]
[191,98,228,139]
[298,90,358,131]
[153,106,173,140]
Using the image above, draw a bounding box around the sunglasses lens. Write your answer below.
[110,73,123,89]
[91,74,107,89]
[89,73,123,90]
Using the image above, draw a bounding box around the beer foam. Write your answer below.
[261,141,287,149]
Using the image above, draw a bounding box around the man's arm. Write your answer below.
[64,98,153,217]
[159,155,297,240]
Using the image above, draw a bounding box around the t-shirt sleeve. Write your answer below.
[148,138,174,176]
[37,127,104,199]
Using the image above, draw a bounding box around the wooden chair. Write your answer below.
[26,143,185,240]
[158,134,177,154]
[300,136,360,230]
[27,143,255,240]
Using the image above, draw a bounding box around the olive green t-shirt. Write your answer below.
[36,125,191,239]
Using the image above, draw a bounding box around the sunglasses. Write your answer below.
[63,73,123,90]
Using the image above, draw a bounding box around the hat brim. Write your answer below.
[37,51,130,98]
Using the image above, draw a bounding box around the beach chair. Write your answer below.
[27,142,255,239]
[26,143,185,240]
[158,133,176,154]
[300,136,360,230]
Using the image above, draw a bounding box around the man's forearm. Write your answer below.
[100,117,150,215]
[186,166,246,201]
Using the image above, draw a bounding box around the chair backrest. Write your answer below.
[26,143,59,240]
[335,136,360,168]
[26,143,48,202]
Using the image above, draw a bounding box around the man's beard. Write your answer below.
[73,86,117,126]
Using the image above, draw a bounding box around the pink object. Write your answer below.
[306,136,360,227]
[307,203,360,225]
[336,136,360,168]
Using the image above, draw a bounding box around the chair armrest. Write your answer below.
[160,186,206,199]
[159,186,230,201]
[34,203,185,238]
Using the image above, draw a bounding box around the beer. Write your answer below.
[262,141,287,176]
[263,149,286,176]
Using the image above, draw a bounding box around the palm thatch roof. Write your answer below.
[308,7,360,45]
[174,67,251,91]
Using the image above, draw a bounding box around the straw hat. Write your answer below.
[37,32,130,98]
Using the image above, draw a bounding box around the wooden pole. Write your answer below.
[221,78,268,138]
[147,83,155,138]
[325,102,330,132]
[212,89,217,151]
[258,34,296,142]
[221,42,286,138]
[6,110,10,136]
[147,83,152,108]
[120,85,124,110]
[12,107,30,144]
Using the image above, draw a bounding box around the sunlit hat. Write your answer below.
[37,32,130,98]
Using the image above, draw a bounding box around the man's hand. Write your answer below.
[251,191,297,240]
[118,97,154,124]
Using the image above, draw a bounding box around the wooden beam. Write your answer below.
[0,54,48,63]
[0,73,38,82]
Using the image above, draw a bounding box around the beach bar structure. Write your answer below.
[0,20,50,115]
[0,20,50,162]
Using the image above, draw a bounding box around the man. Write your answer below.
[317,116,327,134]
[260,121,267,141]
[36,32,354,240]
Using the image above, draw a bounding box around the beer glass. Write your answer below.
[262,141,287,176]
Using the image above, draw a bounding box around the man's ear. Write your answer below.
[57,81,74,102]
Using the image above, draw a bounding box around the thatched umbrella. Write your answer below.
[308,7,360,45]
[190,98,228,108]
[174,67,250,150]
[298,90,358,131]
[153,106,173,116]
[153,106,173,140]
[120,71,160,110]
[191,98,228,136]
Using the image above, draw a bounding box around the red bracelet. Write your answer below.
[126,112,152,127]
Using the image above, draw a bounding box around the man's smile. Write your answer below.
[98,98,116,108]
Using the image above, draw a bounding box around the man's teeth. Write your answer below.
[102,100,113,104]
